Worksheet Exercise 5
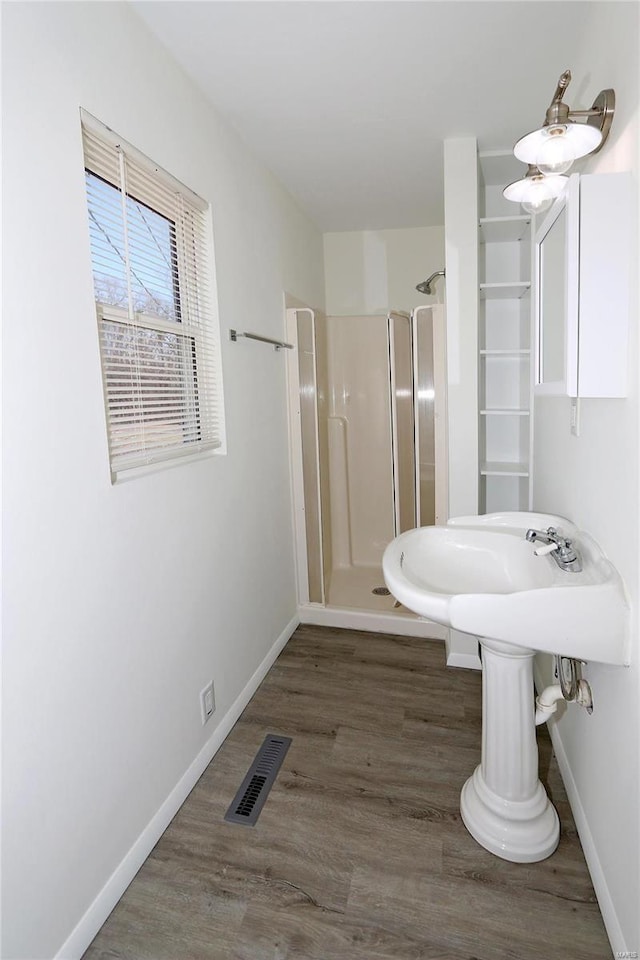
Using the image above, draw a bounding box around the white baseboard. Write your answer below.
[55,613,300,960]
[445,649,483,670]
[298,603,447,640]
[445,629,482,671]
[533,664,623,958]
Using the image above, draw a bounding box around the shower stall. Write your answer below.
[286,305,447,625]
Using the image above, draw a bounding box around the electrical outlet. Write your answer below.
[200,681,215,725]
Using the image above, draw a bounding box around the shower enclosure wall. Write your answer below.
[287,305,446,625]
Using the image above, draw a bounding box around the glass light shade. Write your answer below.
[503,173,568,205]
[536,133,575,175]
[521,192,553,216]
[514,123,603,165]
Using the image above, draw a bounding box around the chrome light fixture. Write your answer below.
[515,70,614,174]
[504,70,615,213]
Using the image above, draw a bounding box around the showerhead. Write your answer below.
[416,269,445,296]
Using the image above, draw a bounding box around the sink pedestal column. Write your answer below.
[460,637,559,862]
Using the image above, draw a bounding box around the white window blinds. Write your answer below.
[81,112,223,479]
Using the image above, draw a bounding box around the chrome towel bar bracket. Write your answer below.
[229,329,293,351]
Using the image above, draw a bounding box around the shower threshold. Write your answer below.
[299,597,447,641]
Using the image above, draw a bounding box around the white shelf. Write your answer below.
[480,282,531,300]
[477,156,532,515]
[481,461,530,477]
[480,408,530,416]
[480,349,530,357]
[479,216,531,244]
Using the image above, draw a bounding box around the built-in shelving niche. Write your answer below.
[478,154,533,514]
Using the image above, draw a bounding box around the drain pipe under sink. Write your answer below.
[535,684,565,725]
[535,679,593,724]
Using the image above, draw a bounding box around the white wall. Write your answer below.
[531,4,639,951]
[443,138,479,517]
[1,4,324,958]
[323,226,445,316]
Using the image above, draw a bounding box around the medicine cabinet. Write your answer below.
[534,171,631,398]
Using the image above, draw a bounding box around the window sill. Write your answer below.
[111,445,225,485]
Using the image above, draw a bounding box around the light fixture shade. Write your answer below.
[503,173,568,204]
[514,123,602,165]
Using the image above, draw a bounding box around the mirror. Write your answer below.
[534,174,579,397]
[539,207,566,384]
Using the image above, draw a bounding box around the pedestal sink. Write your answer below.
[382,512,629,862]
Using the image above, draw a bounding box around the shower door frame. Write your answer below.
[387,311,416,537]
[285,306,325,606]
[412,304,449,526]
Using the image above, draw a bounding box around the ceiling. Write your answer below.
[133,1,598,232]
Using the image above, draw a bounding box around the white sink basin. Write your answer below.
[383,511,629,665]
[384,511,630,863]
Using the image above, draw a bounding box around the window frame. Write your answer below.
[81,109,226,482]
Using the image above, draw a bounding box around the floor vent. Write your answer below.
[224,734,292,827]
[372,586,391,596]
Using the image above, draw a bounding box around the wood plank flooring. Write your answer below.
[83,625,611,960]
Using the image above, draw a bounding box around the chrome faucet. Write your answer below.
[525,527,582,572]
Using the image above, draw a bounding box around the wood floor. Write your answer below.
[83,625,611,960]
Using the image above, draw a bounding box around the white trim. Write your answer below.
[286,304,326,605]
[201,202,226,456]
[307,308,325,604]
[533,663,623,957]
[445,628,482,670]
[432,304,449,524]
[388,311,416,534]
[80,108,207,211]
[112,446,221,484]
[285,307,311,605]
[387,313,400,536]
[528,226,536,509]
[533,174,579,398]
[54,614,300,960]
[445,649,483,670]
[299,603,447,640]
[412,304,449,526]
[411,308,422,524]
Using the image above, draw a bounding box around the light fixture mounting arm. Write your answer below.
[542,69,615,152]
[586,88,615,152]
[544,70,572,127]
[551,69,572,103]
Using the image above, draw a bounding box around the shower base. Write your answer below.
[327,564,413,614]
[300,565,447,639]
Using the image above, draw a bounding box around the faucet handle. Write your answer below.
[528,525,582,571]
[534,541,560,557]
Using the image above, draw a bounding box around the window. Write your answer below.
[81,111,224,480]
